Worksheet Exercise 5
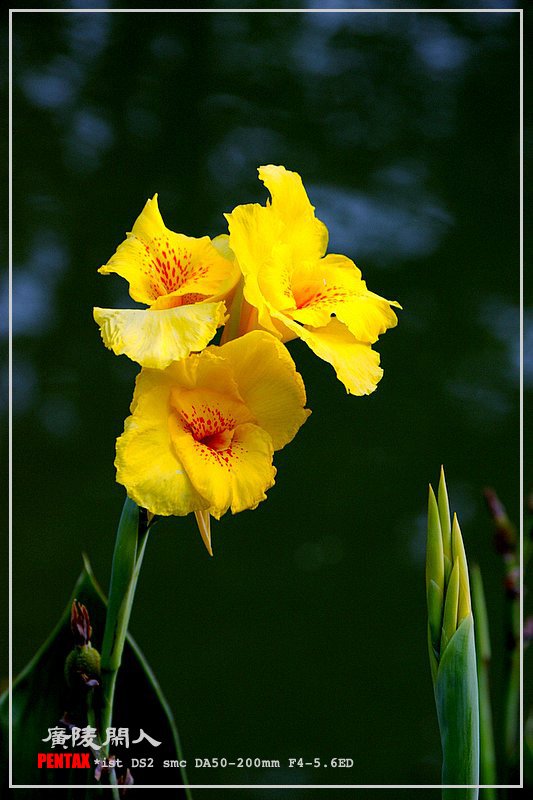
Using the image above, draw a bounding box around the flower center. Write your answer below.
[179,402,236,452]
[169,387,254,470]
[143,239,209,300]
[200,428,235,452]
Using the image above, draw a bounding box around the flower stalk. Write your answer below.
[471,564,497,798]
[99,497,152,782]
[483,488,520,782]
[427,468,479,799]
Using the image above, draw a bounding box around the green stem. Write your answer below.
[483,488,519,785]
[471,565,497,799]
[503,557,520,781]
[87,689,105,796]
[498,547,519,786]
[108,767,120,798]
[99,497,150,768]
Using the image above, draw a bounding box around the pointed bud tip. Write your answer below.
[438,467,449,501]
[70,599,92,646]
[195,510,214,556]
[200,532,213,557]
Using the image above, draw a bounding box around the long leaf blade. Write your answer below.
[435,615,479,798]
[1,556,190,795]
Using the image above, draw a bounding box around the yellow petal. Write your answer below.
[99,195,237,306]
[333,291,400,344]
[270,315,300,344]
[225,165,328,336]
[115,373,208,516]
[287,254,399,343]
[226,168,400,368]
[146,232,236,309]
[293,317,384,396]
[217,330,310,450]
[93,302,227,369]
[99,195,165,305]
[226,202,282,336]
[209,233,241,302]
[224,423,276,515]
[211,233,233,262]
[258,165,329,259]
[289,254,366,328]
[138,348,241,402]
[114,334,309,521]
[171,418,276,518]
[170,385,254,433]
[257,245,296,313]
[159,349,277,516]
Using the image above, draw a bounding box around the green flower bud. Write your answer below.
[65,600,100,691]
[65,644,101,690]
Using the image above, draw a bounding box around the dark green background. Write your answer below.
[9,3,523,795]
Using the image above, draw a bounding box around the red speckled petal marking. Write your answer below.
[141,237,209,301]
[99,195,238,309]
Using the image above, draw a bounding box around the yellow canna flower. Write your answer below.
[94,195,240,369]
[115,330,310,528]
[225,165,401,395]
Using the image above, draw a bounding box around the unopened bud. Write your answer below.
[118,767,134,795]
[503,566,520,599]
[64,644,101,690]
[524,616,533,645]
[65,600,100,690]
[70,600,92,646]
[95,756,117,781]
[483,488,517,554]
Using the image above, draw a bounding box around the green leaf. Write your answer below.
[101,497,141,674]
[525,711,533,788]
[435,614,479,798]
[471,565,497,795]
[427,485,445,656]
[0,555,191,797]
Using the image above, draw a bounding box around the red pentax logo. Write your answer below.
[38,753,90,768]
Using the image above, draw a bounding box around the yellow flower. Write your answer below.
[225,165,401,395]
[94,195,240,368]
[115,331,310,538]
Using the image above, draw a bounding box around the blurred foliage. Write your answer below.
[6,5,523,793]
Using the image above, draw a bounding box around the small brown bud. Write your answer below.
[65,602,100,691]
[503,566,520,599]
[70,600,92,646]
[95,756,118,781]
[483,488,517,554]
[526,487,533,516]
[118,768,134,795]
